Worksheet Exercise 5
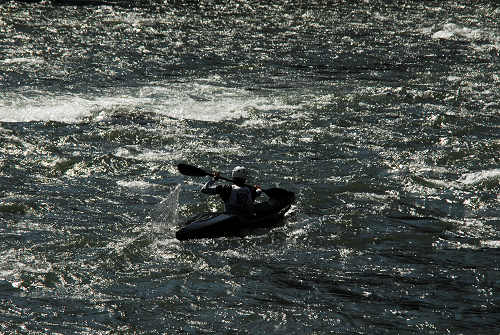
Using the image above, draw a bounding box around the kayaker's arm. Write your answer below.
[201,177,218,195]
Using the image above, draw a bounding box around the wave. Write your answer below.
[432,23,484,40]
[459,168,500,186]
[431,23,500,51]
[0,57,44,65]
[0,92,146,123]
[0,81,292,123]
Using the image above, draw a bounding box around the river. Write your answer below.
[1,1,499,334]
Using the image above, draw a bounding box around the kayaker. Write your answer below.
[201,166,262,216]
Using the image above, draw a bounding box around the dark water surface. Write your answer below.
[1,1,499,333]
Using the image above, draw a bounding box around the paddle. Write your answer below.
[177,163,292,199]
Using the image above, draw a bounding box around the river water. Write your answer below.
[1,1,499,334]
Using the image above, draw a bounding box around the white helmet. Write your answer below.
[232,166,247,180]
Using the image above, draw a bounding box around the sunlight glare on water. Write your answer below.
[0,1,499,334]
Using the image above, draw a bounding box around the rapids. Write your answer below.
[1,1,499,333]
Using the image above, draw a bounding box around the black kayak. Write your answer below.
[175,189,295,241]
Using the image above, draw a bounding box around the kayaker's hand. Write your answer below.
[255,185,263,196]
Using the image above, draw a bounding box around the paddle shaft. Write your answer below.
[177,163,292,199]
[178,163,253,186]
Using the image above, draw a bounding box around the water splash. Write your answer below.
[150,184,181,234]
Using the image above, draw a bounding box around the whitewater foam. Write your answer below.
[151,84,284,122]
[0,57,44,65]
[431,23,500,51]
[432,23,483,40]
[459,169,500,185]
[114,146,181,162]
[0,82,292,124]
[117,180,156,190]
[0,93,152,123]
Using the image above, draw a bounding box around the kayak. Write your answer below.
[175,189,295,240]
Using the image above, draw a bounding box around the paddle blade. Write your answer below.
[177,163,210,177]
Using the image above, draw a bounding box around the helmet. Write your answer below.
[232,166,247,180]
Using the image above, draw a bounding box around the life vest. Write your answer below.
[226,185,253,215]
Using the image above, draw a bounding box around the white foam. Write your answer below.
[140,82,303,123]
[447,76,462,82]
[431,23,500,51]
[0,82,295,123]
[164,97,251,122]
[0,57,44,64]
[114,146,176,162]
[117,180,155,190]
[153,86,269,122]
[0,96,89,123]
[0,93,151,123]
[432,23,483,40]
[482,240,500,248]
[459,169,500,185]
